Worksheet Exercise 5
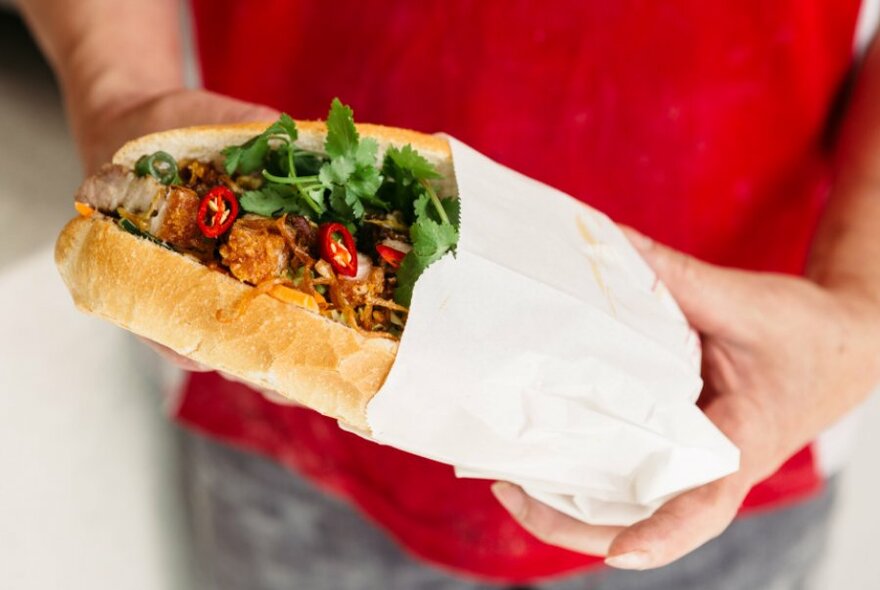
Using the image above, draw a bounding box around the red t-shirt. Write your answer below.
[180,0,862,583]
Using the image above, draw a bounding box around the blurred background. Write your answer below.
[0,5,194,589]
[1,3,879,589]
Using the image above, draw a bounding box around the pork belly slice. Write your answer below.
[75,164,163,214]
[75,164,214,253]
[150,186,214,253]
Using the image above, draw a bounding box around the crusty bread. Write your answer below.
[55,122,454,431]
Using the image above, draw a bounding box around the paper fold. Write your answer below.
[358,136,739,526]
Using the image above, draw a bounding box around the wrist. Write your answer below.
[817,270,880,329]
[825,285,880,399]
[835,286,880,338]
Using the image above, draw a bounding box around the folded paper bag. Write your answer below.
[353,136,739,526]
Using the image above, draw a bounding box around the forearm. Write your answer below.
[809,39,880,312]
[18,0,184,158]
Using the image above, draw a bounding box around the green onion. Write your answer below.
[134,151,180,185]
[118,218,172,249]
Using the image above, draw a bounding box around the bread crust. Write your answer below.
[56,122,454,430]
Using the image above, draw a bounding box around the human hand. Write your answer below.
[143,335,301,407]
[75,87,279,174]
[492,227,880,570]
[20,1,294,403]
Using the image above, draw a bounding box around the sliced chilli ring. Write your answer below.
[197,186,240,238]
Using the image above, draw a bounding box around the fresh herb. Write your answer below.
[225,113,328,217]
[240,184,321,217]
[220,99,460,308]
[255,172,327,215]
[394,178,459,306]
[222,114,299,176]
[394,212,459,306]
[319,98,385,222]
[228,100,387,224]
[380,148,459,305]
[291,150,324,176]
[380,145,442,222]
[412,186,459,227]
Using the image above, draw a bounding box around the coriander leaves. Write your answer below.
[222,113,299,176]
[394,212,458,306]
[320,98,385,223]
[239,184,318,218]
[224,112,329,216]
[324,98,361,159]
[388,156,459,306]
[381,145,442,221]
[228,100,386,224]
[386,145,442,182]
[220,98,460,308]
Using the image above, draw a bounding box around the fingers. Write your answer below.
[140,338,212,372]
[257,389,304,407]
[620,226,755,336]
[188,90,280,124]
[492,479,743,568]
[217,371,304,407]
[122,89,280,136]
[140,339,303,407]
[605,474,748,570]
[598,384,763,569]
[492,483,622,556]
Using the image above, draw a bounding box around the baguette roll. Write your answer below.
[56,122,454,431]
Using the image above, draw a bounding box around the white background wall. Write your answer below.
[0,12,192,589]
[0,5,878,589]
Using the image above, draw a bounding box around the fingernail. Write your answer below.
[605,550,652,570]
[492,482,525,517]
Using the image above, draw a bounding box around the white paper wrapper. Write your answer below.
[356,136,739,526]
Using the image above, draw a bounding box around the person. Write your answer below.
[19,0,880,588]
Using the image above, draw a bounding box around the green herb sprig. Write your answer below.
[221,98,459,305]
[382,147,459,306]
[393,184,459,306]
[224,114,326,216]
[320,98,385,222]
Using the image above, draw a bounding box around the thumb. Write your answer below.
[620,227,753,335]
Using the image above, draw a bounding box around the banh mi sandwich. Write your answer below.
[55,99,459,430]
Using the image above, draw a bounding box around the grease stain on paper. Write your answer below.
[576,214,617,317]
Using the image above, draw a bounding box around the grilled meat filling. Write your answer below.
[220,215,290,285]
[151,186,213,254]
[76,164,163,214]
[75,157,410,337]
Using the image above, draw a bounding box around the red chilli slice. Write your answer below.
[197,186,239,238]
[318,222,358,277]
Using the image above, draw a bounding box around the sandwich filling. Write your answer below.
[73,99,459,338]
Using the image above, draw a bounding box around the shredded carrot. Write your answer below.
[74,201,95,218]
[216,277,290,323]
[269,285,320,313]
[216,278,326,323]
